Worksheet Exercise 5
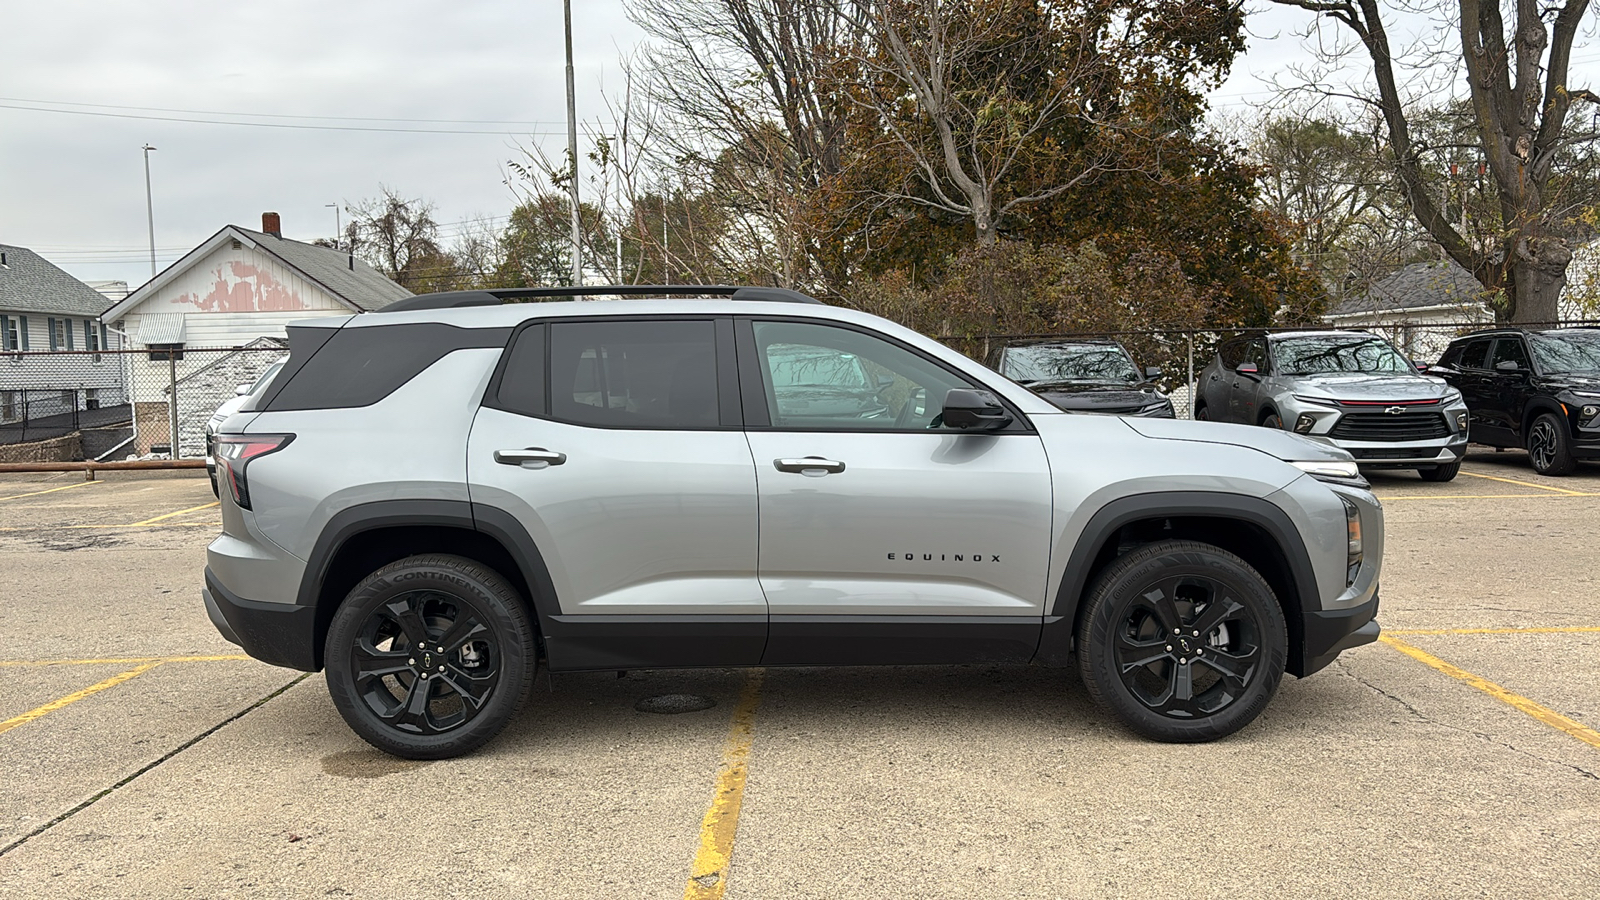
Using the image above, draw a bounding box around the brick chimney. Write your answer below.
[262,212,282,237]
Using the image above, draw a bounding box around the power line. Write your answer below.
[0,102,566,136]
[0,96,582,127]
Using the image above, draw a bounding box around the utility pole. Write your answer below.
[326,203,342,249]
[563,0,582,286]
[141,144,157,278]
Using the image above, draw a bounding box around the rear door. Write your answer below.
[466,316,766,670]
[737,317,1053,666]
[1454,338,1499,443]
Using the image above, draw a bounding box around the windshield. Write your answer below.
[1002,344,1139,384]
[766,345,870,388]
[1273,336,1412,375]
[1529,331,1600,374]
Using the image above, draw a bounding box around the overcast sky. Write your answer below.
[1,1,1594,289]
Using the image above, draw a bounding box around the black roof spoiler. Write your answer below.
[376,284,823,314]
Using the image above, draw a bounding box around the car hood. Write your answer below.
[1281,372,1450,401]
[1031,382,1164,411]
[1121,417,1353,463]
[1548,373,1600,392]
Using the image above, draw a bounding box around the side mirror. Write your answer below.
[234,384,252,396]
[1144,366,1162,379]
[941,388,1011,430]
[1235,362,1259,376]
[1494,360,1520,372]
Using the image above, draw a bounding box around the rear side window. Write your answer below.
[492,324,547,417]
[265,324,510,411]
[1457,339,1491,370]
[549,320,720,429]
[1217,340,1244,369]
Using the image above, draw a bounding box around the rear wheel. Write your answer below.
[325,554,537,759]
[1527,412,1578,476]
[1418,461,1460,482]
[1077,540,1286,743]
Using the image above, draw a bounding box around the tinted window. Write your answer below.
[1491,337,1531,371]
[549,320,719,428]
[494,324,547,417]
[1457,339,1492,370]
[1217,340,1245,369]
[751,320,974,430]
[266,324,509,411]
[1242,338,1269,371]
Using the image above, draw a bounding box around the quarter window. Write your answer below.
[750,320,974,430]
[548,320,720,429]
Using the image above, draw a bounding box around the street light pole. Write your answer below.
[326,203,342,249]
[141,144,157,278]
[563,0,582,286]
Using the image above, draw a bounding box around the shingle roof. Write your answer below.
[233,227,412,311]
[0,243,116,316]
[1327,261,1490,316]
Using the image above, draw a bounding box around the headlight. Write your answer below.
[1442,388,1463,404]
[1341,496,1363,586]
[1291,459,1368,487]
[1292,394,1341,407]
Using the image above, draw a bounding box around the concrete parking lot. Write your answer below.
[1,453,1598,899]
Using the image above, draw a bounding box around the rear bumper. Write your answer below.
[1299,593,1381,676]
[203,568,319,671]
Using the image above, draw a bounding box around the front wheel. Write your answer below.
[1260,412,1283,430]
[1077,540,1286,743]
[1418,461,1460,482]
[325,554,537,759]
[1527,412,1578,476]
[1194,404,1209,421]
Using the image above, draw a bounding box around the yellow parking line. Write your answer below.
[1380,635,1600,750]
[1459,470,1589,495]
[0,654,250,667]
[130,501,220,526]
[0,481,101,502]
[0,522,221,532]
[1387,627,1600,636]
[0,662,163,737]
[1379,493,1598,500]
[684,671,765,900]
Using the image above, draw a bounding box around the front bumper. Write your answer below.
[204,568,319,671]
[1299,593,1380,676]
[1334,437,1467,468]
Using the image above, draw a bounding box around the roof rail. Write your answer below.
[376,284,823,314]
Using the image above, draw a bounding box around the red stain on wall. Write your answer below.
[168,260,307,312]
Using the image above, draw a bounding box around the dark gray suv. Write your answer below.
[203,286,1383,759]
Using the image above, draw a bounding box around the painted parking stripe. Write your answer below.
[0,481,102,502]
[130,500,220,526]
[1386,627,1600,636]
[1380,635,1600,750]
[1379,493,1600,500]
[0,522,221,532]
[684,670,765,900]
[0,663,162,737]
[1458,469,1589,495]
[0,654,250,667]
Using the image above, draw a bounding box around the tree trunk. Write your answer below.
[1506,236,1572,324]
[974,202,997,248]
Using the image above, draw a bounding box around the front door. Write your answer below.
[467,317,766,670]
[737,318,1054,666]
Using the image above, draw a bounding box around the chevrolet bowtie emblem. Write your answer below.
[1386,406,1407,415]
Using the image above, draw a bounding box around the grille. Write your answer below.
[1330,411,1450,442]
[1349,447,1433,460]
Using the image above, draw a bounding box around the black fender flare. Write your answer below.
[1521,399,1571,442]
[1036,491,1320,674]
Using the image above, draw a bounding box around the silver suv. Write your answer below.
[202,286,1383,759]
[1196,331,1469,482]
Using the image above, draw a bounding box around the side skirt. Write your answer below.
[764,615,1042,667]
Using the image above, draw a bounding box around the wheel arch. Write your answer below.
[299,500,560,670]
[1039,492,1318,676]
[1521,399,1572,440]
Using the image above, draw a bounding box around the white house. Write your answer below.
[101,212,410,454]
[1322,261,1495,363]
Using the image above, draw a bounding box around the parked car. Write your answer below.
[204,360,285,496]
[1195,331,1469,481]
[1429,327,1600,475]
[203,285,1382,759]
[991,339,1175,417]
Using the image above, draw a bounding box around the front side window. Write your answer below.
[1458,339,1492,370]
[1000,343,1139,385]
[1529,331,1600,374]
[1491,337,1532,371]
[751,320,975,430]
[549,320,719,429]
[1272,335,1410,375]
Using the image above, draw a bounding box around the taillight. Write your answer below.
[214,434,294,510]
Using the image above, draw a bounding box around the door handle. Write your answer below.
[494,447,567,469]
[774,456,846,476]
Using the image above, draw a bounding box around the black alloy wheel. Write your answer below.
[1527,412,1578,476]
[1077,540,1286,742]
[325,555,536,759]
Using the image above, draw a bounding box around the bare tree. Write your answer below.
[341,188,446,291]
[1270,0,1599,322]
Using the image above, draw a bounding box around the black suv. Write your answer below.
[991,339,1174,417]
[1430,327,1600,475]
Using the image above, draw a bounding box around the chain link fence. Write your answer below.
[0,344,286,463]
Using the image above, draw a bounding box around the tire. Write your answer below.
[1194,404,1209,421]
[1260,412,1282,430]
[1418,461,1460,482]
[1527,412,1578,476]
[1077,540,1287,743]
[325,554,537,760]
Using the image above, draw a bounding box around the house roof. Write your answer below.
[102,225,411,322]
[0,243,117,317]
[1326,261,1490,318]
